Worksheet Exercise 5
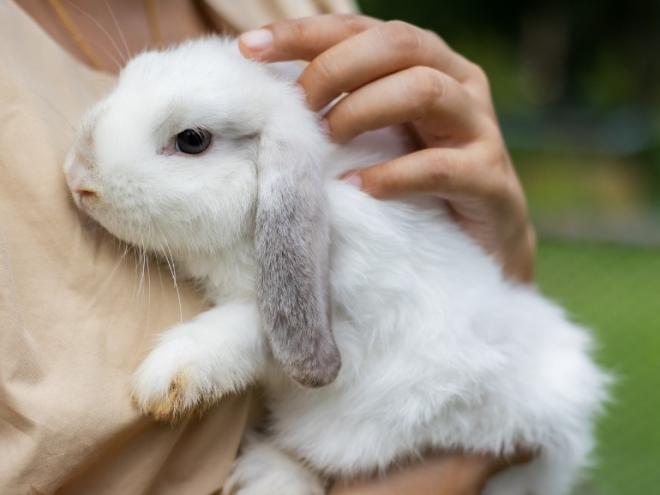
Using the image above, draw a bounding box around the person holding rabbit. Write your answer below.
[2,1,542,494]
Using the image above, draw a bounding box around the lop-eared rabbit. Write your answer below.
[64,38,608,495]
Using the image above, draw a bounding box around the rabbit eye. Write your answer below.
[175,129,211,154]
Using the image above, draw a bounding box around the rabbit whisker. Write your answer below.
[65,0,125,69]
[145,227,153,326]
[102,0,130,63]
[153,224,184,324]
[83,240,130,311]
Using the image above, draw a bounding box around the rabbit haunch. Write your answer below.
[64,38,608,495]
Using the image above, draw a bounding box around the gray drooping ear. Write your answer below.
[255,133,341,388]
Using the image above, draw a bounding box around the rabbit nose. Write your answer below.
[65,160,98,204]
[75,188,98,202]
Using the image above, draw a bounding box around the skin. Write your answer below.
[17,2,534,493]
[331,450,535,495]
[240,15,536,283]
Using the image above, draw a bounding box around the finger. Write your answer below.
[299,21,478,110]
[350,148,479,200]
[239,14,380,61]
[326,66,482,144]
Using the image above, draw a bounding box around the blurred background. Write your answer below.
[358,1,660,493]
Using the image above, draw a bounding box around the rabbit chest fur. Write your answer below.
[64,38,609,495]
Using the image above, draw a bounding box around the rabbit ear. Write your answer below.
[255,134,341,388]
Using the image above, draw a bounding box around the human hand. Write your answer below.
[239,15,536,282]
[329,450,535,495]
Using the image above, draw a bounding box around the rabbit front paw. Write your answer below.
[130,337,216,422]
[225,438,325,495]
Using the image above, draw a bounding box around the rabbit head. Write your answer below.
[64,38,340,387]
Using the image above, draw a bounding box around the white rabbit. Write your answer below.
[64,37,609,495]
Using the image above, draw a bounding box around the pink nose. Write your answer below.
[65,158,99,205]
[75,188,97,201]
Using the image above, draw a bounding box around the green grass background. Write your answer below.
[536,240,660,494]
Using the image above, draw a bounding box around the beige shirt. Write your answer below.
[0,1,356,493]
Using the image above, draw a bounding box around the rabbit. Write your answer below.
[63,37,609,495]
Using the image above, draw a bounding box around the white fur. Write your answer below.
[225,435,325,495]
[64,38,609,494]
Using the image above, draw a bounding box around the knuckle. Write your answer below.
[382,20,422,53]
[409,66,446,105]
[428,153,458,188]
[491,178,515,208]
[308,54,337,91]
[430,166,452,188]
[274,18,309,44]
[481,142,510,170]
[482,172,520,211]
[336,14,373,35]
[468,62,490,87]
[470,170,501,205]
[468,115,498,141]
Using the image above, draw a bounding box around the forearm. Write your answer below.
[329,454,501,495]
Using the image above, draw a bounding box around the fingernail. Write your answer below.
[240,29,273,51]
[342,173,362,189]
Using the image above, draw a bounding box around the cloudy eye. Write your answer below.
[175,129,212,154]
